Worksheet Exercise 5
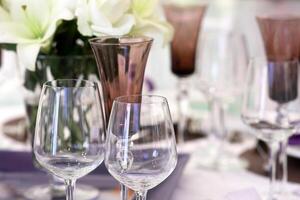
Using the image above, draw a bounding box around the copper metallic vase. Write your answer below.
[89,36,153,122]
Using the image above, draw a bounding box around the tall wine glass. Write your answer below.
[33,79,106,200]
[164,3,206,143]
[196,30,249,170]
[105,95,178,200]
[241,58,300,199]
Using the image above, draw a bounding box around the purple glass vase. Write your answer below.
[89,36,153,123]
[164,4,206,77]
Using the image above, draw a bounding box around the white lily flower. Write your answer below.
[76,0,135,37]
[164,0,203,6]
[129,0,174,46]
[0,0,75,71]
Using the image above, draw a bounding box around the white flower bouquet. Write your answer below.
[0,0,173,71]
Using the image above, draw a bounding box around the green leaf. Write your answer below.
[0,43,16,51]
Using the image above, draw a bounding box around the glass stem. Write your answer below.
[279,139,288,193]
[276,104,289,194]
[65,179,76,200]
[209,98,227,162]
[121,184,128,200]
[136,191,147,200]
[177,78,188,144]
[269,142,278,200]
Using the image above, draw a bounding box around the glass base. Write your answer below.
[24,184,100,200]
[194,140,248,171]
[260,191,300,200]
[277,189,300,200]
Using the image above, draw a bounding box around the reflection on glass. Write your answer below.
[34,79,106,200]
[105,95,177,200]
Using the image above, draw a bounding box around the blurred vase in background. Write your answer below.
[164,3,207,143]
[24,55,98,143]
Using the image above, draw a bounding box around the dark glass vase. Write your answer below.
[164,4,206,143]
[89,36,153,122]
[24,55,98,142]
[164,4,206,77]
[23,55,99,200]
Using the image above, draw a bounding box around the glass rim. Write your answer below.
[249,56,299,64]
[43,79,98,89]
[89,36,153,46]
[113,94,168,105]
[37,54,94,60]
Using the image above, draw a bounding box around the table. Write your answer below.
[173,139,300,200]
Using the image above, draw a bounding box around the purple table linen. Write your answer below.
[0,151,189,200]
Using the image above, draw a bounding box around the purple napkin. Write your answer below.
[0,151,189,200]
[0,150,109,174]
[148,154,190,200]
[289,134,300,145]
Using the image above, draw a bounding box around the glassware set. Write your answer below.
[33,79,177,200]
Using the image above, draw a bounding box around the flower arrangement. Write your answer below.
[0,0,173,71]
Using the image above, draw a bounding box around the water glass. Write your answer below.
[33,79,106,200]
[105,95,178,200]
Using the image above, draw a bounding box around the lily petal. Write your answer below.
[75,0,93,36]
[91,14,135,36]
[51,0,75,21]
[131,0,158,18]
[98,0,131,24]
[0,22,38,43]
[135,17,174,45]
[90,0,112,28]
[0,6,10,21]
[17,43,41,71]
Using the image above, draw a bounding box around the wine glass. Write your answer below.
[241,58,300,199]
[196,30,249,170]
[105,95,178,200]
[163,3,207,143]
[33,79,106,200]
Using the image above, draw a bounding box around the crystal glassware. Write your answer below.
[256,14,300,197]
[105,95,178,200]
[241,58,300,199]
[196,30,249,170]
[164,4,206,143]
[23,55,100,200]
[33,79,106,200]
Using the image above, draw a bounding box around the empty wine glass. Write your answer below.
[196,30,249,170]
[105,95,177,200]
[33,79,106,200]
[241,58,300,199]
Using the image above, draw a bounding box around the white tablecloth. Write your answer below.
[174,139,300,200]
